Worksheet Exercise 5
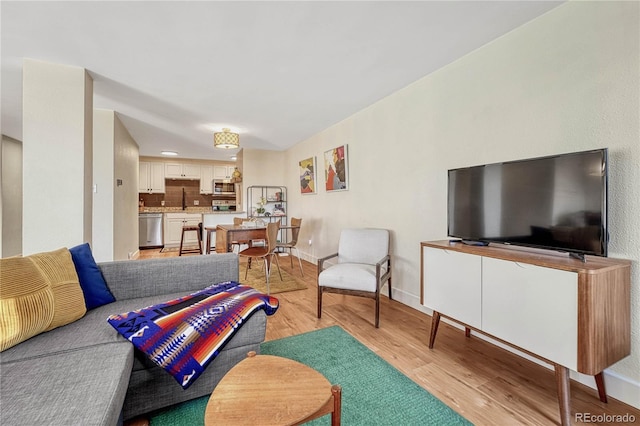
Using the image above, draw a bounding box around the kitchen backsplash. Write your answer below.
[139,180,214,208]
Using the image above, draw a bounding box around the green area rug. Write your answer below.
[150,326,471,426]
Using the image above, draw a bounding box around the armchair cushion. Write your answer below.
[318,263,379,292]
[338,229,389,265]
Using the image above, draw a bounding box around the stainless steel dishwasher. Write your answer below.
[139,213,164,249]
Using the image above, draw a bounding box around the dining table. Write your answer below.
[215,224,267,254]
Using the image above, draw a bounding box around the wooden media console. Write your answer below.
[420,240,631,426]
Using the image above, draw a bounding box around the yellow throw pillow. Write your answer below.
[29,248,87,331]
[0,256,55,351]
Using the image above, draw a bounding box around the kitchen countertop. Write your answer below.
[139,207,245,214]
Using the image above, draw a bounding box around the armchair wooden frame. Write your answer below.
[317,253,392,328]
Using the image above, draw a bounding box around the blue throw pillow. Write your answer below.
[69,243,115,310]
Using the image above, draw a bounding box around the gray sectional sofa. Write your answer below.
[0,253,268,425]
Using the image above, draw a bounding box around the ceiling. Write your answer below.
[1,1,563,161]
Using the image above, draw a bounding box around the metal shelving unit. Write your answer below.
[246,186,287,231]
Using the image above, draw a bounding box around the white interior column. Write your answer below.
[22,59,93,255]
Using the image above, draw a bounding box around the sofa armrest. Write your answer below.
[98,253,239,301]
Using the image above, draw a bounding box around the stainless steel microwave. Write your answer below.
[213,180,236,195]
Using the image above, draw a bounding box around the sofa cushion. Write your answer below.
[123,330,264,420]
[0,291,203,364]
[98,253,239,300]
[29,248,87,331]
[0,256,55,352]
[0,343,133,426]
[69,243,116,309]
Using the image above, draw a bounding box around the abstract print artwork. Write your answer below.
[324,145,348,192]
[299,157,317,194]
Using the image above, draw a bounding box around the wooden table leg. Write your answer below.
[428,311,441,349]
[331,384,342,426]
[554,364,572,426]
[294,383,342,426]
[215,227,228,253]
[594,372,608,403]
[465,327,471,338]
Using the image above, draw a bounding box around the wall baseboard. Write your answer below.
[572,369,640,411]
[399,291,640,410]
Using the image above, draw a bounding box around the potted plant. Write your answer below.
[256,197,267,215]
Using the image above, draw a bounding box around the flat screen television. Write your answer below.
[447,149,608,257]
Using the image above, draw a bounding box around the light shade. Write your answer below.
[214,128,240,149]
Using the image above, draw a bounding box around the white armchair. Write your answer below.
[317,228,392,328]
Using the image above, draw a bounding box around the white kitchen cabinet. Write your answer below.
[165,162,201,179]
[139,162,165,193]
[482,257,578,370]
[183,164,201,179]
[212,164,235,180]
[164,213,202,247]
[164,163,183,179]
[139,162,151,192]
[423,247,481,329]
[200,165,214,194]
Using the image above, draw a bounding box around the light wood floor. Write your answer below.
[138,249,640,425]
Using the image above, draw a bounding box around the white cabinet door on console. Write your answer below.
[482,257,578,370]
[423,247,482,329]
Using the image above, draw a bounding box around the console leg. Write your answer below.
[554,365,572,426]
[594,372,608,403]
[428,311,441,349]
[465,327,471,338]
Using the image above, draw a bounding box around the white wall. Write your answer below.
[281,1,639,406]
[112,112,139,260]
[93,109,139,262]
[22,59,93,255]
[1,135,22,257]
[93,109,115,261]
[241,149,286,215]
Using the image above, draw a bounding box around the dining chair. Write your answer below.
[276,217,303,276]
[317,228,392,328]
[231,217,251,253]
[239,222,282,294]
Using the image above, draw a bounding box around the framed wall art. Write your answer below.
[299,156,317,194]
[324,144,348,192]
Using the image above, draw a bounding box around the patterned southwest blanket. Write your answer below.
[107,281,279,389]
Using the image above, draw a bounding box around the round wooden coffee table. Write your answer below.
[204,351,341,426]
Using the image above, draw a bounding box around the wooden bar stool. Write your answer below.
[204,226,216,254]
[179,224,203,256]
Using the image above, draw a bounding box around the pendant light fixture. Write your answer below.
[213,128,240,149]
